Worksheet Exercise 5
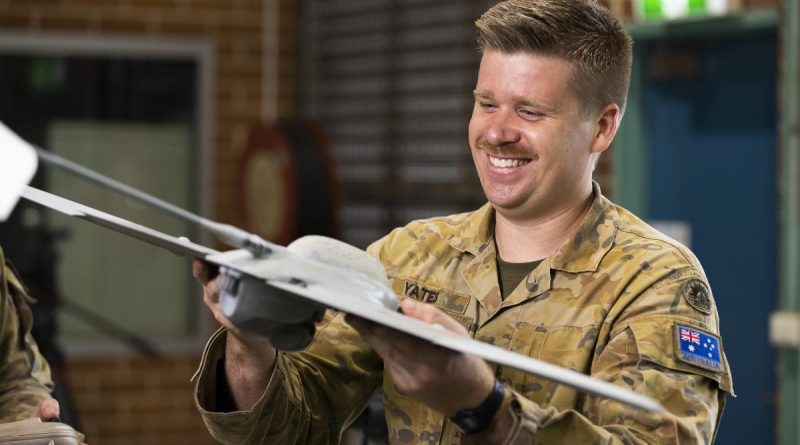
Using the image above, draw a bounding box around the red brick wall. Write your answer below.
[65,355,212,445]
[0,1,292,443]
[0,0,291,226]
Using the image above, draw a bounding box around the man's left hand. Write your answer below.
[30,399,89,445]
[30,398,59,420]
[346,299,495,416]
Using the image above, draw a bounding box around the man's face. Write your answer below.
[468,50,599,221]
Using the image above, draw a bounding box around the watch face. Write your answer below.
[450,379,505,435]
[453,415,481,434]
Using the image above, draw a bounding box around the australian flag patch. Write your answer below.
[674,324,725,373]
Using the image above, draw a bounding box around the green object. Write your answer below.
[688,0,707,14]
[637,0,716,22]
[641,0,664,19]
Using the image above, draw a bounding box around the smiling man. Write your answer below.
[193,1,733,443]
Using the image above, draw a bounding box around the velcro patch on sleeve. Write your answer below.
[673,323,725,373]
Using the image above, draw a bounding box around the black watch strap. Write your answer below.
[449,378,506,434]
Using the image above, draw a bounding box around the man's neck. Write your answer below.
[493,193,593,263]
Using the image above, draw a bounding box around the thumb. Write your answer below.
[32,398,60,420]
[400,299,466,335]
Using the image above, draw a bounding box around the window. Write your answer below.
[0,34,214,354]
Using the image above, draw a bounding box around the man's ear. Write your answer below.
[590,103,621,155]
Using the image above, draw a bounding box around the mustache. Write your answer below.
[476,139,538,159]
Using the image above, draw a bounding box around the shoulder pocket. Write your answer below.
[629,320,734,395]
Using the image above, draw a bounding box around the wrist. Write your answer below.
[460,390,514,445]
[223,331,277,411]
[227,327,273,355]
[450,378,507,435]
[225,330,276,376]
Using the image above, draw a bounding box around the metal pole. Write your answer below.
[36,148,276,257]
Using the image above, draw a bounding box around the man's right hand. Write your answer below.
[193,259,278,411]
[192,260,237,332]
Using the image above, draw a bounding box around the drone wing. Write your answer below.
[0,123,38,221]
[265,278,664,413]
[21,186,662,413]
[21,187,219,259]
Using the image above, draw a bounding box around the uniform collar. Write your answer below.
[448,182,617,274]
[550,182,618,273]
[447,202,494,256]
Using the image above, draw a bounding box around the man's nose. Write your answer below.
[483,110,521,146]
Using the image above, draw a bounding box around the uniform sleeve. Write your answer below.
[500,269,734,444]
[194,310,383,444]
[191,232,393,443]
[0,262,54,422]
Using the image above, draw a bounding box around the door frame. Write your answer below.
[777,1,800,444]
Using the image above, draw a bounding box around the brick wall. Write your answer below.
[0,1,292,443]
[65,355,211,445]
[0,0,291,226]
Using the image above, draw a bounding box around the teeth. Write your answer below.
[488,155,530,168]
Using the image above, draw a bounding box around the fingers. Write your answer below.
[202,276,221,306]
[400,299,468,335]
[196,265,238,331]
[203,281,239,332]
[192,259,207,283]
[32,398,60,420]
[347,315,405,359]
[192,259,218,285]
[347,314,447,363]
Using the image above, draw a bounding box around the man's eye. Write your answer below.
[478,101,496,110]
[519,109,541,119]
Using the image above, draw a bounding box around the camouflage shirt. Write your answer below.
[194,184,734,444]
[0,246,53,422]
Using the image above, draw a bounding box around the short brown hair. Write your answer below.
[476,0,633,115]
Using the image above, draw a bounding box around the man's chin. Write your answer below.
[485,189,555,221]
[487,197,531,217]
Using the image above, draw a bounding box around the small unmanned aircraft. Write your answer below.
[0,121,663,413]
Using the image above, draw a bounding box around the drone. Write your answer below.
[0,121,663,413]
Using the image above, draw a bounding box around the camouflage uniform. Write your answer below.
[0,246,53,422]
[194,184,733,444]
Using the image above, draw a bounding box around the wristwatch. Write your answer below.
[450,378,506,434]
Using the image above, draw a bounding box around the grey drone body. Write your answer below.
[214,236,398,351]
